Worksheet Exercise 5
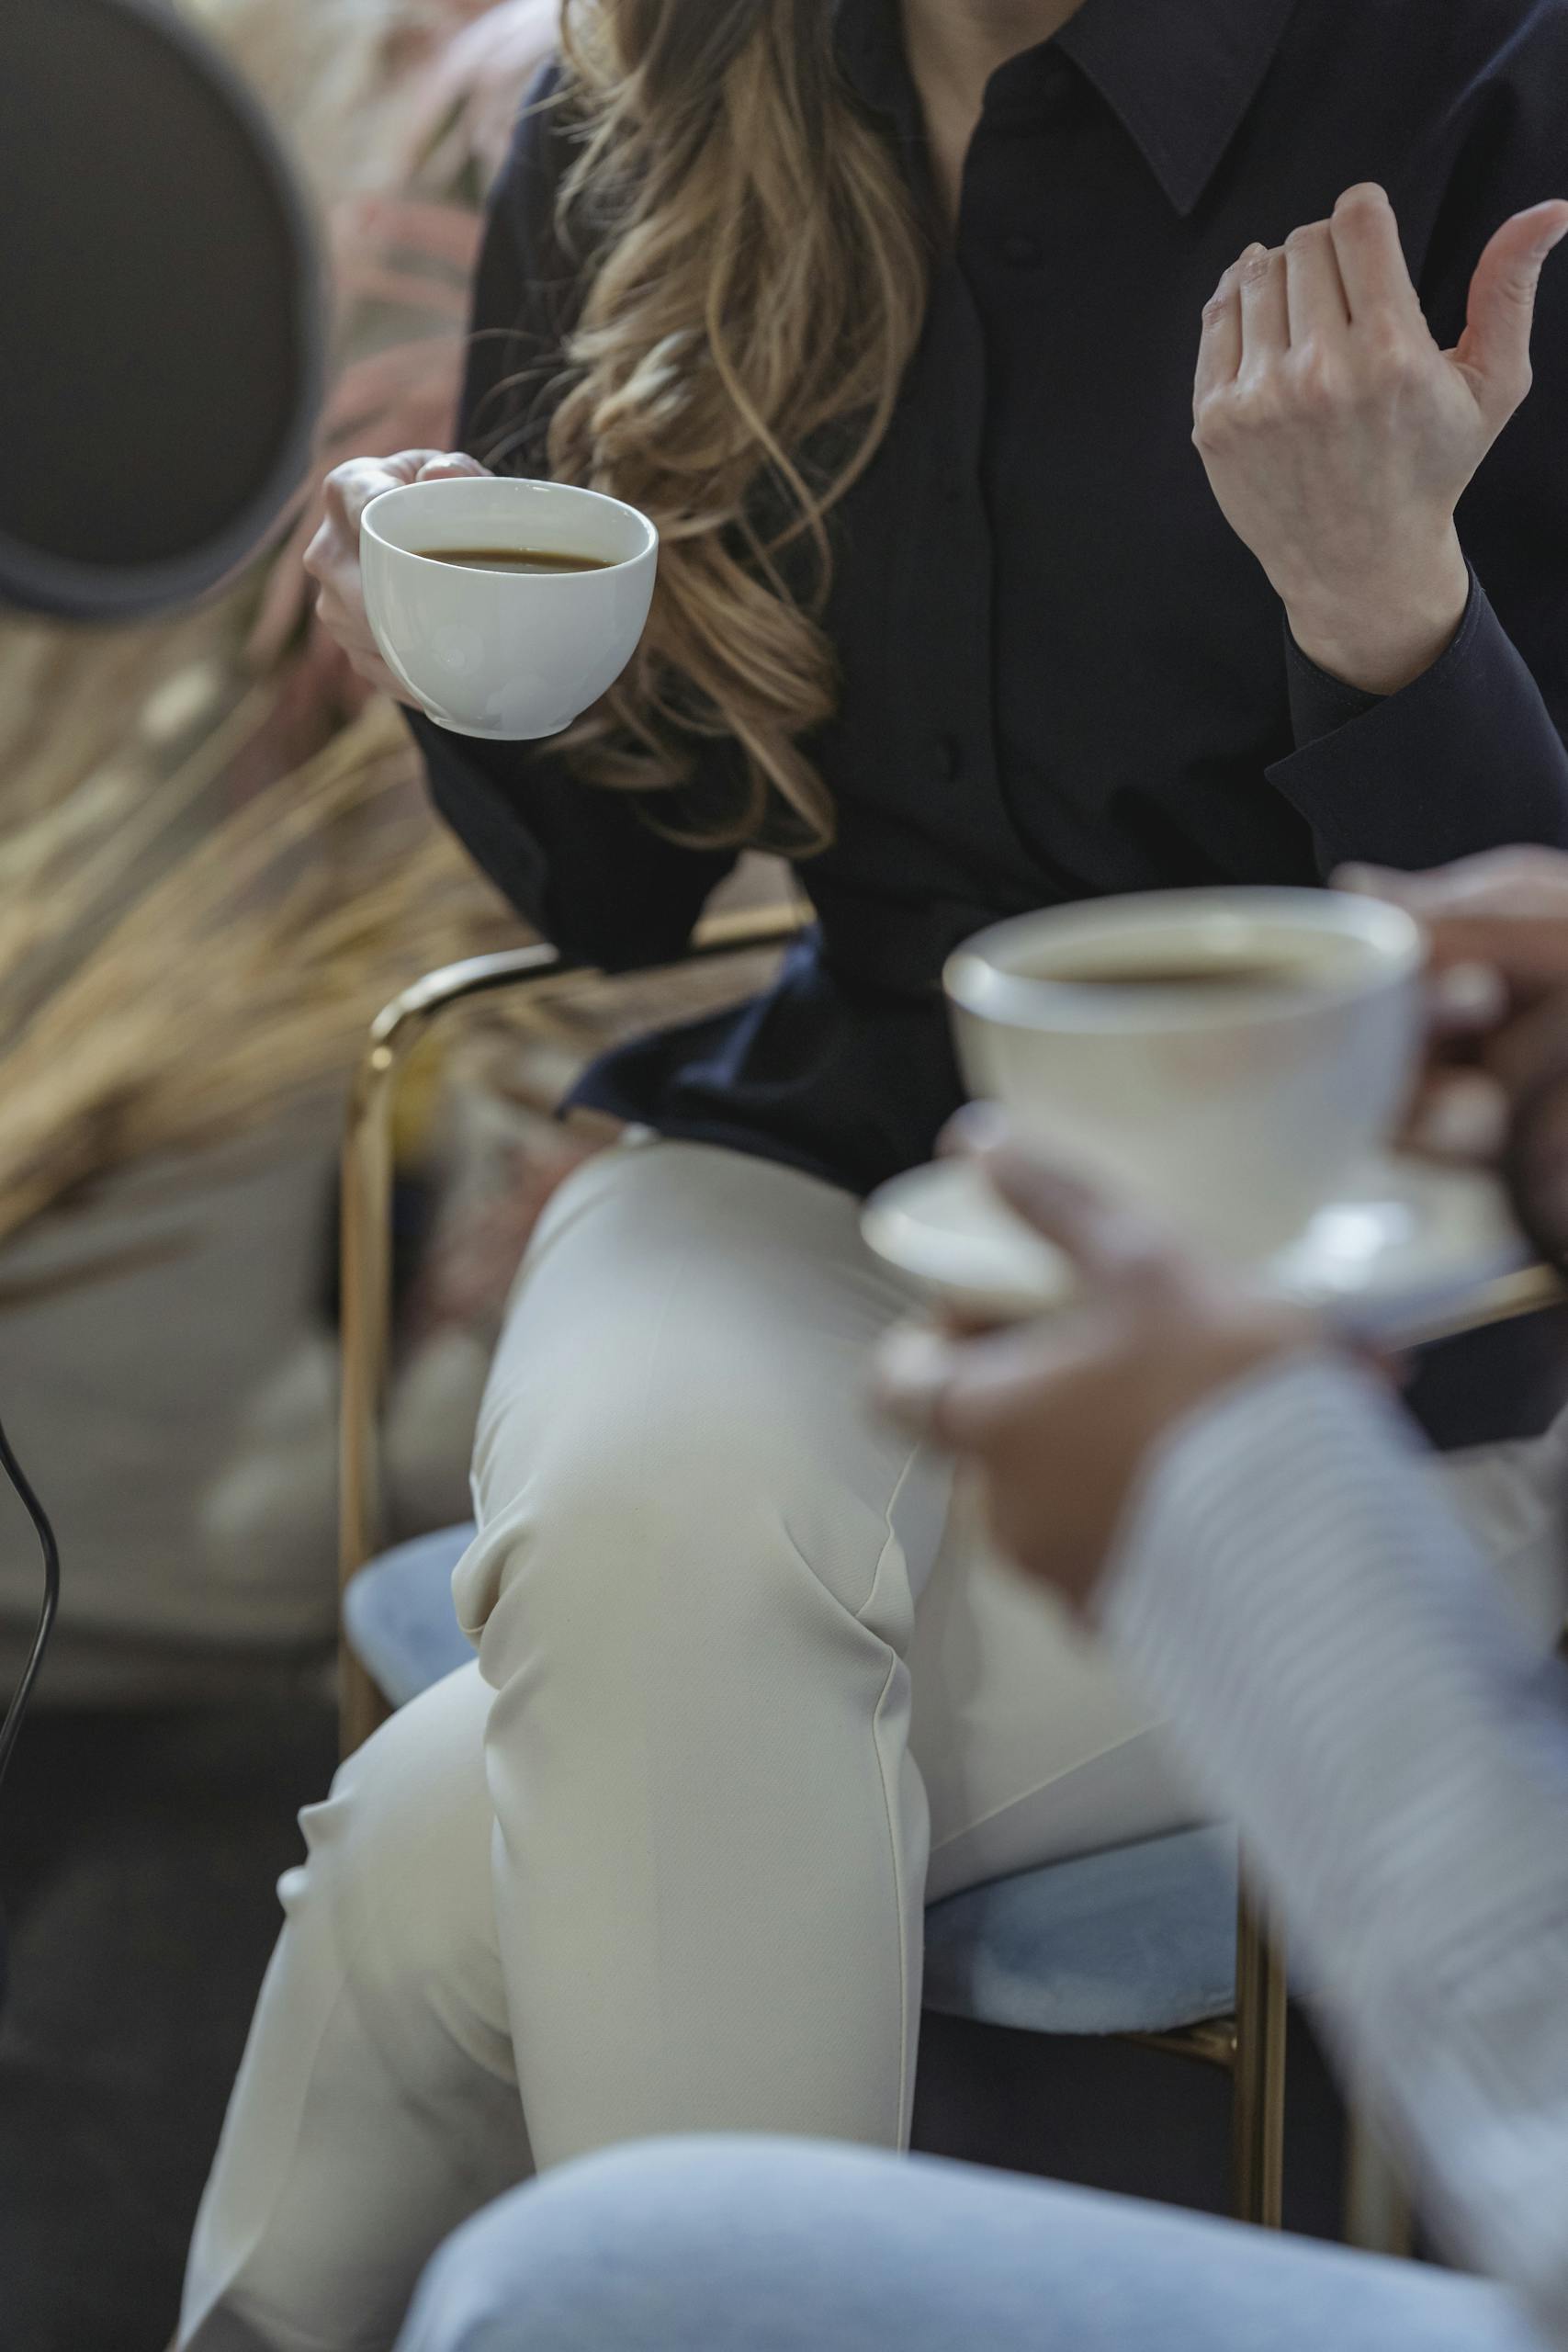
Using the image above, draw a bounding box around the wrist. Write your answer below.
[1147,1303,1320,1440]
[1282,533,1470,696]
[1088,1331,1325,1628]
[1074,1308,1319,1621]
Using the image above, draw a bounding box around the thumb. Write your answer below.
[1454,200,1568,427]
[975,1138,1182,1293]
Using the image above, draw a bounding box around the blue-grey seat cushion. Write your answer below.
[922,1826,1237,2035]
[343,1524,477,1709]
[344,1527,1237,2037]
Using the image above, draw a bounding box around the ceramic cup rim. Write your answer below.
[944,888,1423,1039]
[361,475,659,580]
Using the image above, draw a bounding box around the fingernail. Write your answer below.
[942,1102,1011,1160]
[1335,863,1415,905]
[1410,1072,1508,1159]
[1428,960,1506,1026]
[1535,220,1568,262]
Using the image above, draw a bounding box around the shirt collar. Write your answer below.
[833,0,924,150]
[834,0,1303,220]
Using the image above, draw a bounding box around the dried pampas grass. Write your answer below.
[191,0,500,202]
[0,0,558,1256]
[0,679,515,1251]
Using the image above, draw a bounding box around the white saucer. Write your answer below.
[862,1153,1532,1341]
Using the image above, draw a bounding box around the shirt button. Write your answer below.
[1001,231,1043,268]
[934,736,964,783]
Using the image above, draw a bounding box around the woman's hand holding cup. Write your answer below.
[1342,850,1568,1269]
[305,449,490,703]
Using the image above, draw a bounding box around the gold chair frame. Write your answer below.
[338,904,1563,2237]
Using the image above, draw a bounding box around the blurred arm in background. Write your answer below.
[881,854,1568,2345]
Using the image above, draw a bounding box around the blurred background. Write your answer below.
[0,0,566,1713]
[0,5,564,2337]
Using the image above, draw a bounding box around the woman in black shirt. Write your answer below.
[182,3,1568,2339]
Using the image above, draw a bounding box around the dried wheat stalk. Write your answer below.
[0,695,514,1249]
[0,1,551,1252]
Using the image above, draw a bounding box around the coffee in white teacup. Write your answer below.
[360,475,658,741]
[944,887,1424,1262]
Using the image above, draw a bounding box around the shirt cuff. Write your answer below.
[1096,1350,1568,1991]
[1265,567,1568,871]
[1283,622,1383,748]
[1095,1352,1568,2324]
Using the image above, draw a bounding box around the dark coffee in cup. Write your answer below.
[1039,958,1310,989]
[419,546,612,575]
[944,887,1425,1262]
[361,472,659,739]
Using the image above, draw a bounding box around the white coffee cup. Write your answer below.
[944,887,1425,1261]
[360,475,659,740]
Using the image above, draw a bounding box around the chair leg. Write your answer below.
[1344,2108,1415,2256]
[339,1024,400,1758]
[1230,1892,1288,2226]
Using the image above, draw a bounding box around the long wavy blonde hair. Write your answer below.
[535,0,930,853]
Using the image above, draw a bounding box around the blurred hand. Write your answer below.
[1194,185,1568,695]
[1343,850,1568,1268]
[875,1125,1314,1614]
[304,448,489,700]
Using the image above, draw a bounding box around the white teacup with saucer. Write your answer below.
[863,887,1529,1340]
[862,1151,1528,1343]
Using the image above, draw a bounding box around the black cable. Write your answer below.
[0,1411,58,1796]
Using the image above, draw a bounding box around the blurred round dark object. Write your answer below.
[0,0,323,620]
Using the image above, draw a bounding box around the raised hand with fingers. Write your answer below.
[1340,851,1568,1269]
[1193,184,1568,698]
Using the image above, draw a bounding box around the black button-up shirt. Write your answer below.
[414,0,1568,1197]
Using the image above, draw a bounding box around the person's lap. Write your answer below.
[454,1134,1191,2145]
[181,1139,1190,2343]
[457,1139,1193,2078]
[484,1138,1186,1812]
[397,2136,1548,2352]
[182,1137,1568,2345]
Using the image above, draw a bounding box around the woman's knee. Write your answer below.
[462,1346,933,1642]
[281,1667,502,2043]
[459,1145,945,1639]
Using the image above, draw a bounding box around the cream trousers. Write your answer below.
[179,1138,1568,2352]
